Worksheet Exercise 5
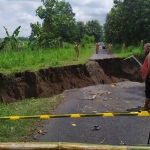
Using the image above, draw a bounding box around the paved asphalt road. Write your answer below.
[35,82,150,145]
[35,49,150,146]
[89,48,116,60]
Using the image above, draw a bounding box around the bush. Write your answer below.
[80,34,95,48]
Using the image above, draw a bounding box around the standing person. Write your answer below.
[141,43,150,111]
[108,43,112,54]
[74,42,80,60]
[95,42,99,54]
[122,43,125,52]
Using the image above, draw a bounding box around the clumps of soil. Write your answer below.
[0,57,143,103]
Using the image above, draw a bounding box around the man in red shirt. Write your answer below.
[142,43,150,111]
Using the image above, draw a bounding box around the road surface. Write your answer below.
[35,81,150,145]
[34,48,150,146]
[90,48,116,60]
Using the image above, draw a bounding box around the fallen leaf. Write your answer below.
[92,95,97,99]
[120,140,126,145]
[111,83,116,87]
[71,124,76,126]
[99,138,105,144]
[38,130,44,135]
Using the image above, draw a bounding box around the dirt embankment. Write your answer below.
[0,57,144,103]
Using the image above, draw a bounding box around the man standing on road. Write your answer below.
[74,42,80,60]
[108,43,112,54]
[142,43,150,111]
[95,43,99,54]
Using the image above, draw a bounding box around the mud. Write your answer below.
[0,56,144,103]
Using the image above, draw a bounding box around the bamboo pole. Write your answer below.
[0,142,150,150]
[1,111,150,120]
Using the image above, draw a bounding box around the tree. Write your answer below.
[0,26,22,51]
[85,20,103,42]
[76,21,86,41]
[30,0,76,48]
[104,0,150,46]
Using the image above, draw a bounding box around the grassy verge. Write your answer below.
[0,95,62,142]
[112,44,144,58]
[0,42,94,142]
[0,43,94,75]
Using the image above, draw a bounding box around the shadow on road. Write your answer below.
[126,106,143,112]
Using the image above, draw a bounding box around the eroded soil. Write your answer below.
[0,57,144,103]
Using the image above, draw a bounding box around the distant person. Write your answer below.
[122,43,125,52]
[95,42,99,54]
[108,43,112,54]
[141,43,150,111]
[74,42,80,60]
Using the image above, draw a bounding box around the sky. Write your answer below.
[0,0,114,38]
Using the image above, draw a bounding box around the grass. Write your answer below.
[0,41,144,142]
[0,42,94,142]
[0,43,94,75]
[111,44,144,58]
[0,95,62,142]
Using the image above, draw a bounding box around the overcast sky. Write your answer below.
[0,0,114,38]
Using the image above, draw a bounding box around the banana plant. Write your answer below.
[0,26,22,50]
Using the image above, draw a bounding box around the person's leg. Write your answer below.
[77,51,79,58]
[96,49,98,54]
[75,51,77,59]
[107,49,109,54]
[110,49,112,54]
[143,78,150,110]
[143,98,150,110]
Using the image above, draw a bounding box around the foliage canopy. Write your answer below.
[104,0,150,46]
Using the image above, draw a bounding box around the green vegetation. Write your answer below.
[0,26,22,51]
[104,0,150,46]
[29,0,103,49]
[0,33,94,141]
[0,0,149,143]
[112,44,145,58]
[0,95,61,142]
[0,42,94,75]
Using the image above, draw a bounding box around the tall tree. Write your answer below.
[33,0,76,44]
[85,20,103,42]
[104,0,150,46]
[76,21,86,41]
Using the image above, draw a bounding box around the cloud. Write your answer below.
[0,0,113,38]
[67,0,113,24]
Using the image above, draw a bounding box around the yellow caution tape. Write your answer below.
[40,115,50,119]
[130,112,139,114]
[103,113,114,117]
[138,111,150,116]
[10,116,20,120]
[1,111,150,120]
[70,114,81,118]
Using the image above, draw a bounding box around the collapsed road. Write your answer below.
[28,49,150,146]
[0,49,144,103]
